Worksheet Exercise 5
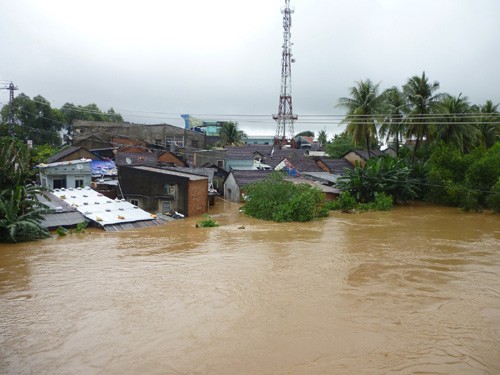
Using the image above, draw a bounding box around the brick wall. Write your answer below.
[187,179,208,216]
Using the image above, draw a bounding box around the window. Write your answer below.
[192,140,199,148]
[75,179,84,188]
[53,178,67,189]
[163,184,176,196]
[130,199,139,206]
[217,160,224,168]
[165,136,184,147]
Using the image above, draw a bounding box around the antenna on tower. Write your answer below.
[272,0,298,148]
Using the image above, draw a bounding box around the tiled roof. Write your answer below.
[231,170,273,186]
[226,145,274,160]
[319,158,354,174]
[46,147,81,163]
[224,146,323,173]
[346,149,385,160]
[115,152,158,167]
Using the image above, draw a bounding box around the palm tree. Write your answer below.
[217,122,247,147]
[435,93,477,152]
[317,130,328,149]
[473,100,500,148]
[403,72,443,162]
[380,86,406,156]
[337,79,384,157]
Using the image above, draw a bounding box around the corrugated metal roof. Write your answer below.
[50,186,155,227]
[130,166,208,180]
[42,212,87,229]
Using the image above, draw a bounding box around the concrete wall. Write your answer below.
[39,162,92,190]
[223,173,242,202]
[72,121,206,150]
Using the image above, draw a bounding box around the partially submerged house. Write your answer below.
[224,170,273,202]
[37,159,93,190]
[119,166,209,217]
[37,192,87,230]
[48,187,169,231]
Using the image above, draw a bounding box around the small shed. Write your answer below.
[224,170,272,202]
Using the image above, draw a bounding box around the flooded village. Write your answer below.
[2,0,500,373]
[1,117,499,374]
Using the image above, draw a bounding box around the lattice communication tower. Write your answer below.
[272,0,298,145]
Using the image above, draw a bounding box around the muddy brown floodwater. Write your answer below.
[0,200,499,374]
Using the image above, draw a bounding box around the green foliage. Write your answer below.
[486,178,500,213]
[327,191,357,212]
[328,191,393,213]
[337,156,417,204]
[426,142,500,211]
[242,172,327,222]
[56,226,68,236]
[196,215,219,228]
[0,185,51,243]
[337,79,384,155]
[0,94,63,147]
[317,130,328,149]
[295,130,315,138]
[0,137,32,189]
[76,221,88,233]
[60,102,123,123]
[325,132,355,158]
[30,144,58,166]
[216,122,247,147]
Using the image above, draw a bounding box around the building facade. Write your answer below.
[119,166,208,217]
[38,159,92,190]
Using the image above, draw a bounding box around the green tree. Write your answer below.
[336,156,417,204]
[425,142,500,210]
[0,185,51,243]
[0,138,51,243]
[380,86,406,156]
[472,100,500,149]
[325,131,355,158]
[403,72,443,162]
[0,137,32,190]
[317,130,328,149]
[61,102,123,124]
[337,79,383,157]
[435,93,477,153]
[242,172,327,222]
[295,130,315,138]
[217,122,247,147]
[0,94,63,147]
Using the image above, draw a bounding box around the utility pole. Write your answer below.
[272,0,298,147]
[1,82,18,136]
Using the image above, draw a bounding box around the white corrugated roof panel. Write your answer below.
[51,186,154,226]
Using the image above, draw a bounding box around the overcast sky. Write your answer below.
[1,0,499,137]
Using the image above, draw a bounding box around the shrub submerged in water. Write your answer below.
[242,172,328,222]
[196,215,219,228]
